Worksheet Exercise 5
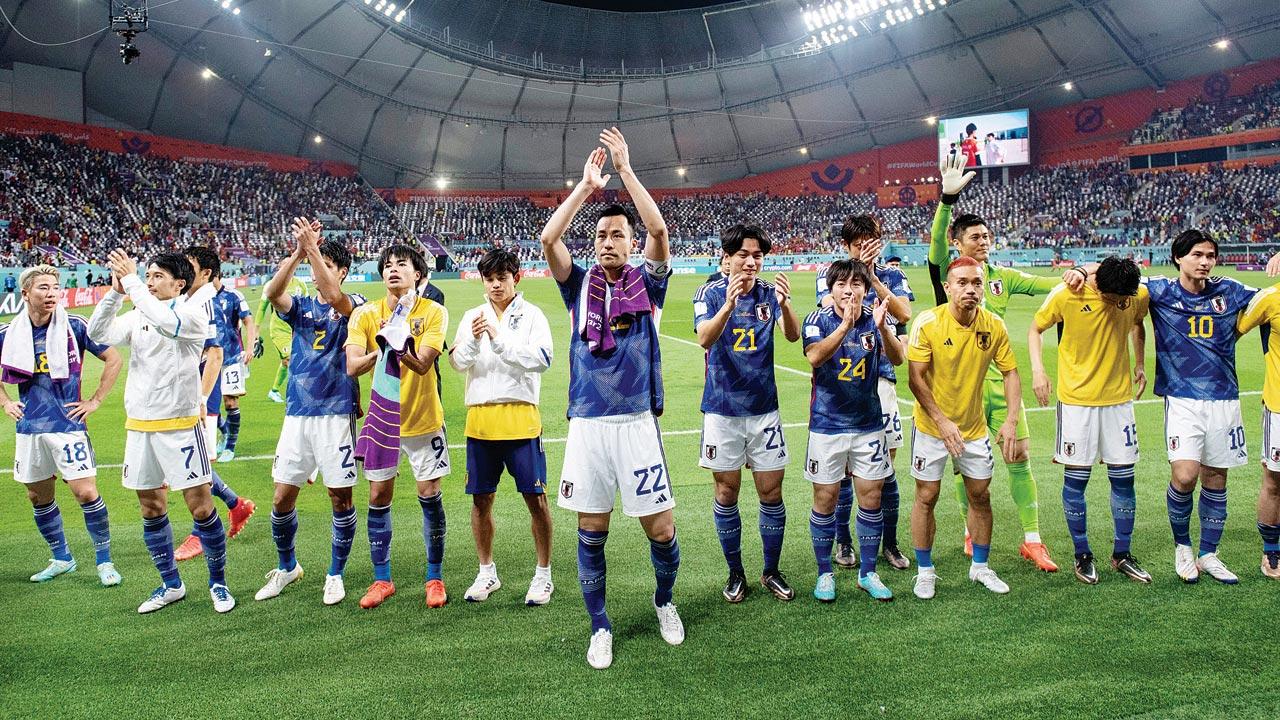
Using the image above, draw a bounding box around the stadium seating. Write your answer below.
[1130,79,1280,145]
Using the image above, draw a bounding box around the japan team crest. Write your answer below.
[989,279,1004,296]
[860,332,875,351]
[1169,436,1180,451]
[560,481,574,498]
[755,303,772,323]
[1062,442,1076,457]
[705,445,718,460]
[976,331,991,350]
[1210,296,1226,314]
[508,314,522,330]
[913,456,925,472]
[1272,448,1280,463]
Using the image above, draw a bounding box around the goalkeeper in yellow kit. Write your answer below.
[255,275,310,402]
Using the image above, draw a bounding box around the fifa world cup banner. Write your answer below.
[876,184,938,208]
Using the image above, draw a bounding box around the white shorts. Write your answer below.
[274,414,359,488]
[362,427,451,483]
[13,431,97,483]
[220,362,248,397]
[699,410,789,472]
[1164,396,1247,469]
[122,425,212,492]
[910,427,994,482]
[879,377,904,450]
[1055,402,1140,466]
[1261,408,1280,472]
[557,412,675,518]
[803,429,894,485]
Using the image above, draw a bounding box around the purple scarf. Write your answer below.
[582,263,652,355]
[354,299,415,474]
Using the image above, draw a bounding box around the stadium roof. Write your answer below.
[3,0,1280,188]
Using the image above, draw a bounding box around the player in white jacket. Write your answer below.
[449,248,556,606]
[88,250,236,615]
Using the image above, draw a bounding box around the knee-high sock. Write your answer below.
[209,471,239,510]
[1198,487,1228,555]
[224,408,242,452]
[80,497,112,565]
[193,511,227,586]
[272,363,289,393]
[1259,522,1280,553]
[1063,466,1092,555]
[143,513,181,588]
[855,507,883,578]
[835,479,854,545]
[758,501,786,574]
[1007,460,1041,537]
[1166,483,1194,546]
[1108,465,1137,555]
[418,493,446,581]
[33,502,71,562]
[810,510,836,575]
[577,529,610,633]
[271,509,298,571]
[650,533,680,606]
[712,500,743,572]
[368,504,392,582]
[329,507,357,576]
[881,473,900,547]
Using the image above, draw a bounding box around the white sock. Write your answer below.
[479,562,497,578]
[534,564,551,580]
[1025,531,1042,543]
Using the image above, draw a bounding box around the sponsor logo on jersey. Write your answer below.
[976,331,991,350]
[860,332,875,351]
[1211,296,1226,314]
[989,279,1004,296]
[755,304,772,323]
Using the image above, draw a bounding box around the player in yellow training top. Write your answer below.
[1029,256,1150,586]
[1235,284,1280,580]
[907,256,1022,601]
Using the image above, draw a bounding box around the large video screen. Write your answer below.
[938,109,1030,168]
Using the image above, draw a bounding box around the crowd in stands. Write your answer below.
[2,130,1278,272]
[1131,79,1280,145]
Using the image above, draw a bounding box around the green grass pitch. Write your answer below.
[1,266,1277,719]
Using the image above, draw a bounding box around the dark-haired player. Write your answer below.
[1030,257,1150,585]
[694,224,801,603]
[540,128,681,670]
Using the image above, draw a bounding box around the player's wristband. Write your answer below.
[940,192,960,205]
[1072,266,1089,279]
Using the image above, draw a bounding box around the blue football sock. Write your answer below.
[329,508,357,576]
[650,533,680,607]
[419,493,445,581]
[712,500,743,573]
[1166,483,1193,546]
[193,510,227,586]
[914,547,934,569]
[1063,466,1092,555]
[224,408,241,452]
[143,513,181,588]
[79,497,112,565]
[758,501,786,575]
[577,529,610,633]
[1197,487,1228,556]
[835,478,854,545]
[855,506,883,578]
[368,504,393,582]
[209,471,239,510]
[810,509,836,575]
[1259,522,1280,553]
[881,473,901,547]
[972,542,991,565]
[33,502,71,562]
[1108,465,1136,555]
[271,509,298,571]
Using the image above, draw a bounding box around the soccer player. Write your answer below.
[1029,257,1150,585]
[541,128,682,670]
[255,218,365,604]
[1135,230,1256,584]
[817,216,912,571]
[803,260,903,602]
[255,270,310,403]
[345,243,450,610]
[449,248,556,606]
[908,256,1021,600]
[1,265,123,586]
[174,246,257,562]
[88,250,236,613]
[205,258,258,462]
[694,224,801,603]
[1234,269,1280,580]
[928,153,1080,572]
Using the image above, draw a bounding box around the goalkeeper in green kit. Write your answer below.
[927,152,1088,572]
[254,274,310,402]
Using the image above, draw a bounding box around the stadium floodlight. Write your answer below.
[925,115,937,125]
[201,67,214,79]
[314,135,323,144]
[1214,38,1230,50]
[435,177,450,190]
[232,7,240,14]
[677,167,687,177]
[803,0,947,50]
[799,147,809,155]
[1063,81,1074,91]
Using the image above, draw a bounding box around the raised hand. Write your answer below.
[583,147,611,190]
[724,273,750,306]
[858,238,883,266]
[939,151,976,197]
[598,126,631,173]
[773,272,792,307]
[106,249,137,282]
[872,297,889,329]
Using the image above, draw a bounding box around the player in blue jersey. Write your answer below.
[1136,230,1257,584]
[0,265,123,586]
[541,129,681,670]
[203,256,258,462]
[255,218,365,605]
[817,216,914,571]
[694,224,801,603]
[803,260,905,602]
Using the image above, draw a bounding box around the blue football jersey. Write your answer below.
[1146,276,1256,400]
[803,306,883,434]
[213,286,251,366]
[558,263,668,419]
[281,293,366,417]
[693,278,780,416]
[0,316,110,434]
[817,262,910,382]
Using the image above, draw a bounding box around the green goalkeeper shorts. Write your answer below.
[984,377,1030,441]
